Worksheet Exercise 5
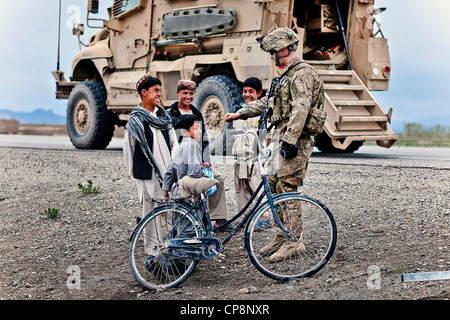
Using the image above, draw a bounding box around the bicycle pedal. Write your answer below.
[213,253,226,262]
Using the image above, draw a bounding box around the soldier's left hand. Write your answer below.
[280,141,299,159]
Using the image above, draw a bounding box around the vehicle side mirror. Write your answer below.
[73,23,85,36]
[88,0,99,14]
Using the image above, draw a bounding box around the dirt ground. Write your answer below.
[0,146,448,305]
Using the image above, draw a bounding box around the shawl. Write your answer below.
[125,105,173,186]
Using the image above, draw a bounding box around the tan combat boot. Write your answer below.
[259,235,285,256]
[267,240,306,263]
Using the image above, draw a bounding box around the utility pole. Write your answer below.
[57,0,62,71]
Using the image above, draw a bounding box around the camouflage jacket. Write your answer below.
[237,58,323,146]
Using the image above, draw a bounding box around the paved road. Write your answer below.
[311,145,450,169]
[1,134,449,169]
[0,134,124,150]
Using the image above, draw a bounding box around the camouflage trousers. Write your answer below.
[267,136,314,238]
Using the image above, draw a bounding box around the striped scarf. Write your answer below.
[125,105,173,186]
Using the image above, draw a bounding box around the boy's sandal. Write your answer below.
[144,256,157,273]
[215,221,236,232]
[254,218,272,231]
[144,256,166,280]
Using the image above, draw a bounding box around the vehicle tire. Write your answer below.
[245,193,337,281]
[129,202,203,290]
[315,133,364,153]
[193,75,244,155]
[66,81,115,149]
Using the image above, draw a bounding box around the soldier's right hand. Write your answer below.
[224,113,240,123]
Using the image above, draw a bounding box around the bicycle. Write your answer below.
[129,130,337,290]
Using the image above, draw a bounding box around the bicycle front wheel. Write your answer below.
[130,202,203,290]
[245,193,337,280]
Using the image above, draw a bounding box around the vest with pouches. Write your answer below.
[269,62,326,137]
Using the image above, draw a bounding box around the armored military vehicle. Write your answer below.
[53,0,397,153]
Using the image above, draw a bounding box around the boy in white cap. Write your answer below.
[168,80,230,230]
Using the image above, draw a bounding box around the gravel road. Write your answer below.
[0,145,448,304]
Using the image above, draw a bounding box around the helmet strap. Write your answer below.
[274,48,292,67]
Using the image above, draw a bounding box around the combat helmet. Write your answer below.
[256,27,300,52]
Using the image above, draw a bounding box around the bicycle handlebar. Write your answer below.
[230,129,265,155]
[230,129,287,177]
[229,130,245,136]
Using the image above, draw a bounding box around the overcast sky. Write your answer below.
[0,0,449,132]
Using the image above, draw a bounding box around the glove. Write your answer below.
[280,141,298,160]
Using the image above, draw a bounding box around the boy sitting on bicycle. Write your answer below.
[162,114,205,199]
[162,115,229,227]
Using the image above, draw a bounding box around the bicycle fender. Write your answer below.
[129,201,201,242]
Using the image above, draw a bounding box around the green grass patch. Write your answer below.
[78,180,100,194]
[44,208,60,219]
[388,267,407,274]
[394,136,450,148]
[365,123,450,148]
[395,123,450,147]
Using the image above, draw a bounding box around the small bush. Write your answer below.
[44,208,60,219]
[78,180,100,194]
[403,123,449,137]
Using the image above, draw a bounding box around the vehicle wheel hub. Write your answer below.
[202,96,225,139]
[74,98,90,135]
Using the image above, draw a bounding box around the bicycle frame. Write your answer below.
[206,174,294,245]
[135,130,294,260]
[203,129,295,245]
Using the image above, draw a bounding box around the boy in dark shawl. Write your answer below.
[123,75,179,256]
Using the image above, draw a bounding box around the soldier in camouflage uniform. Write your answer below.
[224,27,324,262]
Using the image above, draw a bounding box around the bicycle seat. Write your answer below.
[178,175,218,198]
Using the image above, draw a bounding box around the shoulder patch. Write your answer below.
[291,81,300,98]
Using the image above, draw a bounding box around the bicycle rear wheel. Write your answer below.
[245,193,337,280]
[130,202,203,290]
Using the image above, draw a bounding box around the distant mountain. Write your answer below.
[0,108,65,124]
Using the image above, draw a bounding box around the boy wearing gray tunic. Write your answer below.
[162,115,205,199]
[162,115,229,228]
